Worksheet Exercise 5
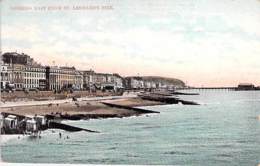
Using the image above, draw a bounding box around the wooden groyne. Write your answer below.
[46,113,123,121]
[138,94,199,105]
[177,99,199,105]
[101,102,160,114]
[170,92,199,95]
[150,92,173,96]
[48,121,99,133]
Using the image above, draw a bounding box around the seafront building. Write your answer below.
[24,65,46,90]
[0,52,125,91]
[144,81,157,89]
[0,63,10,89]
[1,52,45,90]
[1,52,84,91]
[46,66,83,91]
[1,52,39,66]
[125,77,145,89]
[82,70,124,91]
[1,63,47,90]
[10,64,25,89]
[125,76,182,90]
[1,52,184,91]
[82,70,95,90]
[113,73,124,89]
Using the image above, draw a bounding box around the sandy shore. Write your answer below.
[0,97,163,119]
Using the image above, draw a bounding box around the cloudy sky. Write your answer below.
[1,0,260,87]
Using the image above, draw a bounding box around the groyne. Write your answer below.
[138,94,199,105]
[101,102,160,114]
[46,113,124,121]
[170,92,199,95]
[48,121,99,133]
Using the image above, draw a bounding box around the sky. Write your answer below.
[1,0,260,87]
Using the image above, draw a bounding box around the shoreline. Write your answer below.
[0,96,164,121]
[0,134,24,144]
[0,96,163,135]
[0,94,137,108]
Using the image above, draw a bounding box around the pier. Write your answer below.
[177,87,236,91]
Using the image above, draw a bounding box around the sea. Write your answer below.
[1,90,260,165]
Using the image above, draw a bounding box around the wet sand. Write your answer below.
[107,97,164,107]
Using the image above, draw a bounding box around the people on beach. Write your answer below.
[72,97,77,101]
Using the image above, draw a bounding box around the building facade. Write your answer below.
[83,71,125,91]
[2,52,137,91]
[0,64,10,89]
[125,77,145,89]
[113,74,124,89]
[82,70,95,90]
[24,66,46,89]
[46,66,83,91]
[11,64,25,89]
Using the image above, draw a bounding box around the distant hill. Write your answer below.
[142,76,185,87]
[127,76,185,87]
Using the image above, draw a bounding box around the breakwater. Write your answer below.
[138,94,199,105]
[101,102,160,113]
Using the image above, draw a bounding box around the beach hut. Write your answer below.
[3,115,18,130]
[34,115,47,126]
[25,119,38,135]
[34,115,47,130]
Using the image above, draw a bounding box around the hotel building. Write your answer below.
[24,66,46,89]
[46,66,83,91]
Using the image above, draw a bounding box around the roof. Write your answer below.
[60,66,76,70]
[5,117,16,121]
[7,115,17,119]
[238,83,254,86]
[26,119,36,123]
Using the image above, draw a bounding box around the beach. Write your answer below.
[0,95,164,119]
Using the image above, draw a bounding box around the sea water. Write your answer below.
[1,90,260,165]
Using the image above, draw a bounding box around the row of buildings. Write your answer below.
[124,76,182,90]
[0,52,183,91]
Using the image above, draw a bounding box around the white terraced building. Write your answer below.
[24,66,46,89]
[0,63,10,89]
[48,66,83,91]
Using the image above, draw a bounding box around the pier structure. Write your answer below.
[177,87,236,91]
